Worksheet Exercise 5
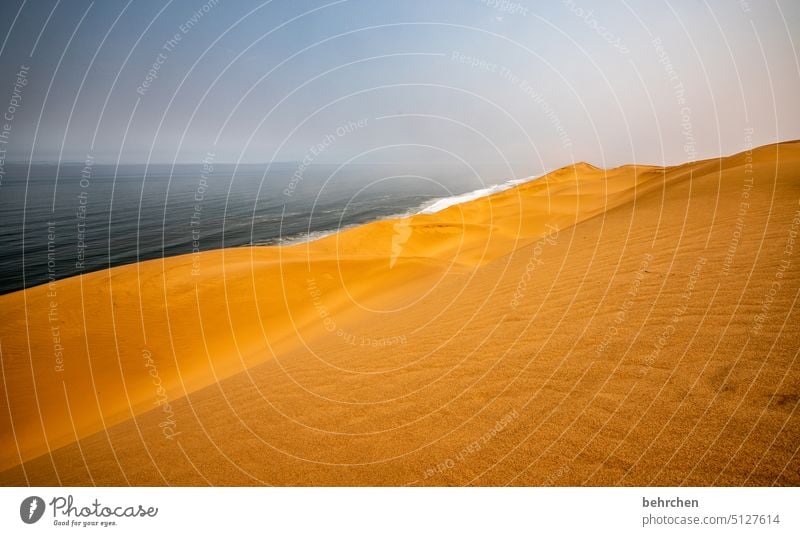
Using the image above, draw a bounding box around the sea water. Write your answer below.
[0,161,525,294]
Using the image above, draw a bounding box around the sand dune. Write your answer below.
[1,141,799,485]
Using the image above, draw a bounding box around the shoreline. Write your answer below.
[7,141,796,298]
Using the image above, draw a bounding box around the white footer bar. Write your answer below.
[2,487,797,535]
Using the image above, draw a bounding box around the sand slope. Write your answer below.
[1,141,799,485]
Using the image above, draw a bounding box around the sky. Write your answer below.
[0,0,798,176]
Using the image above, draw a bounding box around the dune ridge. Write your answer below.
[1,141,799,485]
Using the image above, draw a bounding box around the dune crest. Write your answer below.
[1,141,799,485]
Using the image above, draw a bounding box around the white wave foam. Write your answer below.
[250,227,343,247]
[250,177,537,247]
[417,177,534,214]
[251,218,388,247]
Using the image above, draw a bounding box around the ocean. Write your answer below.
[0,161,522,294]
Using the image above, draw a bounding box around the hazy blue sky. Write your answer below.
[0,0,798,175]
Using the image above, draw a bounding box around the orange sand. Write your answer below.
[1,141,799,485]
